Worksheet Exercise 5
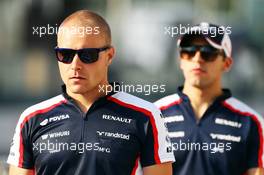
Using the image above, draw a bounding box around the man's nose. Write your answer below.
[192,51,205,63]
[70,54,82,70]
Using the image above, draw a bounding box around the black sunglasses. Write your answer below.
[54,46,110,64]
[179,45,224,62]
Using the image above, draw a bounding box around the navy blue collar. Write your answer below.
[177,86,232,104]
[61,82,119,110]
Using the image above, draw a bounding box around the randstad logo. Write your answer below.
[40,114,70,126]
[97,131,130,140]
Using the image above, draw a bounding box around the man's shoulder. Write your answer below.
[19,95,67,123]
[222,97,264,123]
[154,93,182,110]
[222,97,261,116]
[108,91,160,115]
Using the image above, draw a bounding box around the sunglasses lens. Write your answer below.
[200,46,218,61]
[180,47,196,60]
[55,49,75,63]
[200,52,218,61]
[55,47,109,64]
[78,49,99,63]
[180,46,220,62]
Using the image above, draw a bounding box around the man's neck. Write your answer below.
[67,82,110,113]
[182,83,223,120]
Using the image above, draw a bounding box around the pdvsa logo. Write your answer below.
[40,114,70,126]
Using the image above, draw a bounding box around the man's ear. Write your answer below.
[106,46,115,65]
[177,56,183,70]
[223,57,233,72]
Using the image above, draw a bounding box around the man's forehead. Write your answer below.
[57,31,105,49]
[57,23,104,43]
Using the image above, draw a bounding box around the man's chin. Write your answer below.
[66,82,100,95]
[68,85,88,95]
[189,79,209,89]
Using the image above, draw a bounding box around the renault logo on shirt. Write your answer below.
[40,114,70,126]
[102,114,132,124]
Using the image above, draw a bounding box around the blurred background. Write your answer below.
[0,0,263,173]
